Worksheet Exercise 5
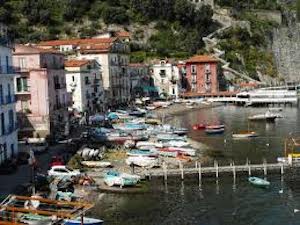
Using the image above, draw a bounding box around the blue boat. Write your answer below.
[64,217,103,225]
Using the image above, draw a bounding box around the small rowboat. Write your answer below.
[232,131,258,139]
[205,128,225,134]
[193,124,206,130]
[64,217,104,225]
[248,176,270,187]
[206,124,225,129]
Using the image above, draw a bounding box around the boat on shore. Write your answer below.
[206,124,225,129]
[193,124,206,130]
[104,170,140,187]
[248,176,270,187]
[232,131,258,139]
[126,149,158,157]
[81,161,112,168]
[126,155,159,168]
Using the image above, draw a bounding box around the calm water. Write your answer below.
[91,105,300,225]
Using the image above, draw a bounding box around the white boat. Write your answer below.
[163,147,196,156]
[162,140,190,147]
[232,131,258,139]
[104,171,140,187]
[136,141,163,148]
[64,217,104,225]
[81,161,112,168]
[126,156,159,168]
[19,214,53,225]
[248,111,277,122]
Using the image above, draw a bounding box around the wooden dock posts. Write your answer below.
[146,158,291,184]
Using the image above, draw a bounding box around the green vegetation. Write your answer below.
[215,0,280,10]
[0,0,217,59]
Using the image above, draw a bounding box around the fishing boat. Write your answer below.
[157,134,186,141]
[248,176,270,187]
[163,147,196,156]
[104,170,140,187]
[64,217,104,225]
[248,111,277,122]
[192,124,206,130]
[19,214,53,225]
[232,131,258,139]
[126,149,158,157]
[126,155,159,168]
[81,161,112,168]
[205,128,225,134]
[205,124,225,129]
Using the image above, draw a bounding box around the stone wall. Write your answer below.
[271,23,300,82]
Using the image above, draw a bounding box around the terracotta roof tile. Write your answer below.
[186,55,218,63]
[13,44,63,55]
[38,38,117,47]
[65,59,90,67]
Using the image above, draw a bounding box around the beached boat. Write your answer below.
[205,128,225,134]
[136,141,163,148]
[232,131,258,139]
[126,156,159,168]
[158,148,178,157]
[81,161,112,168]
[193,124,206,130]
[19,214,53,225]
[113,122,147,131]
[248,111,277,122]
[126,149,158,157]
[248,176,270,187]
[104,170,140,187]
[157,134,186,141]
[64,217,104,225]
[164,147,196,156]
[145,118,161,125]
[172,127,188,135]
[162,140,190,147]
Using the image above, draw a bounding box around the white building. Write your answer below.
[0,30,18,164]
[65,59,104,113]
[152,60,180,98]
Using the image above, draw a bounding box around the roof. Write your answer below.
[38,37,117,47]
[13,44,63,55]
[65,59,90,67]
[79,43,112,53]
[116,31,130,38]
[186,55,218,63]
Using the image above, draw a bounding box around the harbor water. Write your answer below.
[92,105,300,225]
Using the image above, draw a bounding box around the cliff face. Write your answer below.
[271,22,300,83]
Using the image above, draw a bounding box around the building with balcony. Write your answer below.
[13,45,69,138]
[152,60,180,98]
[38,37,131,107]
[0,28,18,164]
[65,59,104,114]
[185,55,219,94]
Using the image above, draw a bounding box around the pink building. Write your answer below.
[185,55,219,93]
[13,45,69,138]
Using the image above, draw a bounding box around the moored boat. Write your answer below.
[206,124,225,129]
[248,111,277,122]
[81,161,112,168]
[126,155,159,168]
[64,217,104,225]
[126,149,158,157]
[248,176,270,187]
[163,147,196,156]
[192,124,206,130]
[232,131,258,139]
[104,170,140,187]
[205,128,225,134]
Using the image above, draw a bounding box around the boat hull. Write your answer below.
[248,177,270,187]
[64,217,104,225]
[205,128,225,134]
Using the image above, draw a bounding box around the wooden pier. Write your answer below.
[142,161,299,182]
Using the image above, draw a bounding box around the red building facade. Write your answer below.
[185,55,219,93]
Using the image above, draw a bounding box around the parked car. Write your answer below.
[47,165,80,179]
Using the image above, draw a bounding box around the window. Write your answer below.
[16,78,29,92]
[54,76,60,89]
[6,56,9,72]
[9,110,14,131]
[19,57,27,69]
[85,77,89,85]
[10,144,14,157]
[3,143,7,161]
[191,83,196,91]
[191,65,197,74]
[161,79,164,84]
[206,73,211,82]
[0,84,3,104]
[1,113,5,135]
[160,70,166,77]
[205,63,210,71]
[72,76,75,82]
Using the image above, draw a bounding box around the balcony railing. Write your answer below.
[0,66,16,74]
[0,95,16,105]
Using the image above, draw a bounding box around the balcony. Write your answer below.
[0,95,16,105]
[54,83,66,90]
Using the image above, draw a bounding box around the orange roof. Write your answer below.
[186,55,218,63]
[39,38,117,47]
[116,31,130,38]
[13,44,63,55]
[239,82,258,87]
[65,59,90,67]
[79,44,112,53]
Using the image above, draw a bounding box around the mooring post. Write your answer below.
[198,162,202,188]
[263,158,267,176]
[281,163,284,175]
[163,162,168,182]
[232,161,236,183]
[215,160,219,179]
[180,162,184,180]
[195,161,198,169]
[248,160,251,176]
